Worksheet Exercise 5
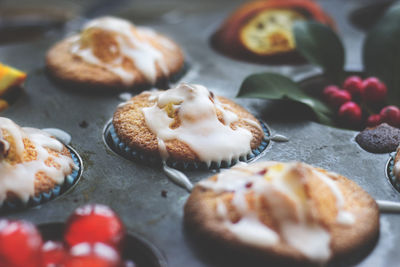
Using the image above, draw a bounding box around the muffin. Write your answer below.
[0,117,78,206]
[184,161,379,265]
[392,145,400,182]
[46,16,185,90]
[112,83,267,168]
[356,123,400,153]
[212,0,334,63]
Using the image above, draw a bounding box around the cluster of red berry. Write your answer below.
[322,76,400,128]
[0,204,133,267]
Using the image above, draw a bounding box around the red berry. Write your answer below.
[380,105,400,127]
[366,114,382,127]
[0,220,42,267]
[42,241,67,267]
[64,204,125,249]
[322,85,340,101]
[362,77,387,102]
[64,242,121,267]
[329,89,352,108]
[343,76,363,97]
[338,102,362,125]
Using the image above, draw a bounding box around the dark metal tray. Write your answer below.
[1,0,399,266]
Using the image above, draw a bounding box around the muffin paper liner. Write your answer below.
[1,146,83,212]
[107,120,270,171]
[387,152,400,192]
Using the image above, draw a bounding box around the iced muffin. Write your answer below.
[0,117,77,205]
[184,161,379,265]
[112,83,266,167]
[47,16,185,90]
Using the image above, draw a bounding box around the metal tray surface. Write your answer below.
[0,0,399,266]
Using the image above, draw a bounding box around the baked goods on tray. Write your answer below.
[112,83,267,168]
[184,161,379,265]
[46,16,185,90]
[0,117,78,207]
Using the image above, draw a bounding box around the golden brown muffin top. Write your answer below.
[185,161,379,264]
[69,16,183,86]
[113,83,264,164]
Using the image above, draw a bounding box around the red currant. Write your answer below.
[362,77,387,103]
[64,242,121,267]
[380,105,400,127]
[338,102,362,126]
[322,85,340,101]
[42,241,67,267]
[343,76,363,97]
[366,114,381,127]
[0,220,42,267]
[64,204,125,249]
[329,89,352,108]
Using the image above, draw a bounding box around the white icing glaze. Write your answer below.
[224,215,279,247]
[118,92,132,101]
[281,222,331,261]
[312,170,355,225]
[70,16,174,85]
[0,118,76,204]
[269,134,289,142]
[42,128,72,145]
[198,161,356,263]
[242,118,262,131]
[141,83,255,164]
[162,163,193,192]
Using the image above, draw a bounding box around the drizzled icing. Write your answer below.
[141,83,256,165]
[199,161,355,263]
[70,16,174,85]
[0,118,76,204]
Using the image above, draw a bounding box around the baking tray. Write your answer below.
[1,0,399,266]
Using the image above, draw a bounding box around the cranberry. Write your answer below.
[64,204,125,249]
[322,85,340,101]
[0,220,42,267]
[362,77,387,103]
[42,241,67,267]
[64,242,121,267]
[329,89,352,108]
[343,76,363,97]
[338,102,362,126]
[366,114,382,127]
[380,106,400,127]
[322,85,352,108]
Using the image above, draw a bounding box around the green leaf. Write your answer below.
[293,21,345,83]
[363,3,400,106]
[237,73,334,125]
